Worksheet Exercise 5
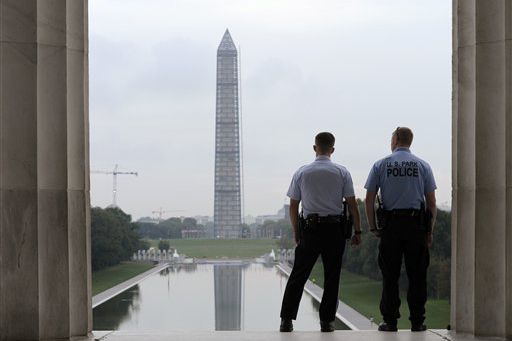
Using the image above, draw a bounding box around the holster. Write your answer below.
[342,200,353,240]
[419,203,433,233]
[298,213,306,244]
[301,213,319,231]
[375,195,387,232]
[298,213,319,248]
[299,210,350,244]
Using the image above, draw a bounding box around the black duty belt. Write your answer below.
[387,209,422,217]
[305,214,343,224]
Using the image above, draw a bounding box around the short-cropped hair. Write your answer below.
[315,132,335,151]
[394,127,413,146]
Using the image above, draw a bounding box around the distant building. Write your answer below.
[278,204,290,221]
[214,29,242,239]
[181,229,207,239]
[255,215,280,225]
[255,204,289,225]
[194,215,213,225]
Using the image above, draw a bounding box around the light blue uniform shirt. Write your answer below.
[364,147,437,210]
[287,155,355,216]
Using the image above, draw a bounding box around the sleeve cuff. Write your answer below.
[287,193,300,201]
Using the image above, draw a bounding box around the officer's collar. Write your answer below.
[315,155,331,161]
[393,147,411,153]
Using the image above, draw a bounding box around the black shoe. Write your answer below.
[280,319,293,332]
[320,321,335,332]
[378,322,398,332]
[411,323,427,332]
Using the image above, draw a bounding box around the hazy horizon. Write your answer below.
[90,0,451,219]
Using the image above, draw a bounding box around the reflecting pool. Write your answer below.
[93,262,348,331]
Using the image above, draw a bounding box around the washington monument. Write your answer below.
[214,29,242,238]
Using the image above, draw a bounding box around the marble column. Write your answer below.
[0,1,91,340]
[505,1,512,336]
[452,0,510,338]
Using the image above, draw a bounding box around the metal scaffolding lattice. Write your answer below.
[213,29,242,239]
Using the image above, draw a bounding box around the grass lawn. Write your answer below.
[92,262,155,295]
[309,263,450,329]
[143,238,277,259]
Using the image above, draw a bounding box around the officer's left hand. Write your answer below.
[427,233,433,248]
[351,234,361,247]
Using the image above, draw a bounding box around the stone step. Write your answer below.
[89,330,466,341]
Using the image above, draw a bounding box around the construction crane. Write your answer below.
[91,164,138,207]
[152,208,185,223]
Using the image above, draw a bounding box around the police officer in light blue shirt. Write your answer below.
[364,127,437,333]
[287,156,355,218]
[280,132,362,333]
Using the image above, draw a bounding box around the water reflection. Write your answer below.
[93,285,141,330]
[93,263,348,331]
[214,264,246,330]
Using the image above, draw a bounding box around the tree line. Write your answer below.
[91,203,451,299]
[92,207,205,271]
[91,207,148,271]
[137,217,203,239]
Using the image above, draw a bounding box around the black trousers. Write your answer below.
[280,222,346,322]
[378,216,430,325]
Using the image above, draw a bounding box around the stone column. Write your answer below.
[452,0,510,338]
[66,1,91,335]
[452,0,476,333]
[0,2,39,339]
[507,0,512,333]
[0,1,91,340]
[450,0,458,330]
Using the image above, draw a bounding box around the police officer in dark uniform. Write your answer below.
[364,127,437,332]
[279,132,362,333]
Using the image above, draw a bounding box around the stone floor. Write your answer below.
[84,330,505,341]
[277,263,373,330]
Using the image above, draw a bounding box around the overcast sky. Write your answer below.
[89,0,452,219]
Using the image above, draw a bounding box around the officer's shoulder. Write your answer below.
[373,154,393,168]
[332,162,351,175]
[293,163,310,176]
[410,152,432,168]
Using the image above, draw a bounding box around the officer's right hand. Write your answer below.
[351,234,361,246]
[426,233,433,248]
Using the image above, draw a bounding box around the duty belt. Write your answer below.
[299,206,353,240]
[305,214,343,224]
[387,209,422,217]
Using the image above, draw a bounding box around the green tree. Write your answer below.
[137,217,207,240]
[182,217,197,228]
[241,223,251,238]
[91,207,141,271]
[158,239,170,251]
[137,222,169,239]
[160,217,184,239]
